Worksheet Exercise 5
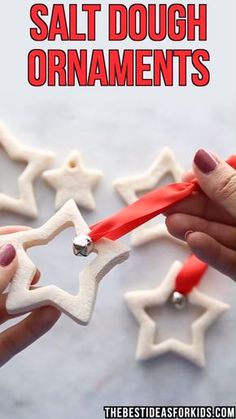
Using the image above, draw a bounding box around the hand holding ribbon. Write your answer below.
[89,154,236,294]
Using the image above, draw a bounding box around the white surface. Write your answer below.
[0,0,235,417]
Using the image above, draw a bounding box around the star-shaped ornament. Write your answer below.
[0,122,55,217]
[125,261,229,367]
[114,148,184,246]
[43,150,103,211]
[4,200,129,325]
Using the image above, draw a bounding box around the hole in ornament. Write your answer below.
[0,146,27,197]
[68,159,77,169]
[136,172,177,228]
[146,300,206,344]
[27,227,97,296]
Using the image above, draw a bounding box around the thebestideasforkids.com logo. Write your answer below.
[28,2,210,87]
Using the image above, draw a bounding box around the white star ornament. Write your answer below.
[0,122,55,217]
[43,150,103,211]
[125,261,229,367]
[4,200,129,325]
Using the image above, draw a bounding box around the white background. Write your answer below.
[0,1,235,418]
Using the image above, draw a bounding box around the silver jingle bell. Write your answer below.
[171,291,186,309]
[73,234,94,257]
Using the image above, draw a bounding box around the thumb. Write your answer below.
[0,244,17,293]
[193,149,236,218]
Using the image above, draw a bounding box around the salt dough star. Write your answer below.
[125,261,229,367]
[43,150,103,211]
[0,122,55,217]
[4,199,129,325]
[114,148,184,246]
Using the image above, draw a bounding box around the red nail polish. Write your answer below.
[194,149,218,174]
[0,244,16,266]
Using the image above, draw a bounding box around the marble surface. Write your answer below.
[0,0,235,417]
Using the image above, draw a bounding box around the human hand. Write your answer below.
[165,149,236,280]
[0,226,61,367]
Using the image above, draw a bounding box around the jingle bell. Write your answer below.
[73,234,94,257]
[171,291,186,309]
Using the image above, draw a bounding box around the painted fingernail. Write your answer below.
[185,230,194,240]
[0,244,16,267]
[194,149,218,174]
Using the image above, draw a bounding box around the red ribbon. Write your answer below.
[175,255,208,295]
[89,156,236,294]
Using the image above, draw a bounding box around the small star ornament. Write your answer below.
[43,150,103,211]
[0,122,55,217]
[114,148,184,246]
[125,261,229,367]
[4,200,129,325]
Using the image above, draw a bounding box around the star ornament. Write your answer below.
[4,200,129,325]
[125,262,229,367]
[43,150,103,211]
[114,148,184,246]
[0,122,55,217]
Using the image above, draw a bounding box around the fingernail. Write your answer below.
[194,149,218,174]
[0,244,16,266]
[185,230,194,240]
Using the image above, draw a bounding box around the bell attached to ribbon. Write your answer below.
[73,234,94,257]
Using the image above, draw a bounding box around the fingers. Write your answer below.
[0,226,60,368]
[193,149,236,218]
[0,269,41,325]
[0,306,61,367]
[166,213,236,250]
[185,232,236,281]
[167,150,236,225]
[0,227,41,323]
[166,213,236,279]
[165,192,236,226]
[0,293,27,325]
[0,227,31,292]
[182,170,194,182]
[0,294,16,324]
[0,245,17,293]
[0,226,41,288]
